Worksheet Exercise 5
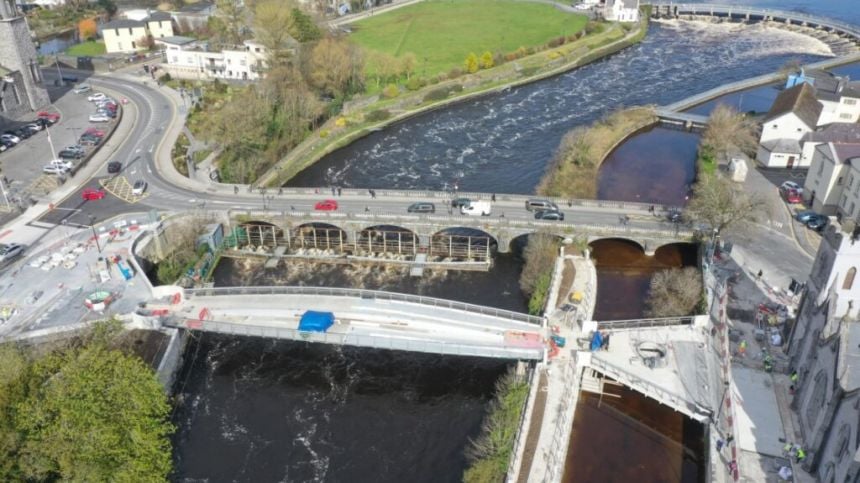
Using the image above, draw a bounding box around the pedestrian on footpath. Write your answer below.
[795,447,806,464]
[491,193,496,202]
[727,460,737,474]
[234,186,238,195]
[331,186,336,196]
[757,269,763,280]
[716,439,725,452]
[338,187,342,196]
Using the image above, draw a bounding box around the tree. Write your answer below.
[519,232,559,296]
[480,51,494,69]
[96,0,117,19]
[464,52,479,74]
[645,267,703,317]
[307,37,365,97]
[289,7,321,42]
[254,0,298,65]
[137,34,156,51]
[701,104,758,159]
[78,18,97,41]
[686,172,762,236]
[213,0,247,47]
[400,52,417,80]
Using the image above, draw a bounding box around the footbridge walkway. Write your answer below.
[157,286,547,360]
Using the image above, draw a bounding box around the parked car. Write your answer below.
[79,135,101,146]
[47,159,73,170]
[407,202,435,214]
[0,143,6,152]
[107,161,122,173]
[806,214,829,232]
[22,122,42,133]
[36,111,60,123]
[780,187,803,204]
[795,210,818,223]
[81,188,106,201]
[450,198,471,209]
[88,113,111,123]
[780,181,803,194]
[535,210,565,221]
[87,92,107,102]
[132,180,147,195]
[666,209,683,223]
[0,243,24,263]
[96,108,116,118]
[59,147,85,159]
[0,139,13,150]
[4,129,28,140]
[314,199,338,211]
[525,199,559,212]
[84,127,105,136]
[42,164,70,175]
[0,134,20,144]
[73,84,92,94]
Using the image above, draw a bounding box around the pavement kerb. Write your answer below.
[776,193,818,259]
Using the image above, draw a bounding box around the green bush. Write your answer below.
[449,84,464,93]
[528,272,552,315]
[585,20,605,34]
[382,83,400,98]
[406,76,426,91]
[520,66,540,77]
[448,67,463,79]
[428,76,440,85]
[423,87,450,102]
[365,109,391,122]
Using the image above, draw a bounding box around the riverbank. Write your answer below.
[257,9,650,188]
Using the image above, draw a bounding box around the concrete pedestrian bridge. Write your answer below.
[159,286,547,360]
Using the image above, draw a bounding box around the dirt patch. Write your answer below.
[114,329,170,370]
[555,259,576,309]
[517,370,548,483]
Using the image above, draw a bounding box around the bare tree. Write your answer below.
[702,104,758,158]
[519,232,559,296]
[254,0,298,65]
[686,172,763,236]
[307,37,365,97]
[645,267,703,317]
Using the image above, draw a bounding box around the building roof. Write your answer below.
[762,138,802,155]
[765,83,822,128]
[832,143,860,164]
[156,35,196,46]
[621,0,639,7]
[799,69,860,101]
[101,18,145,29]
[178,1,214,13]
[146,11,172,22]
[803,123,860,144]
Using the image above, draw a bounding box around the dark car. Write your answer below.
[58,148,85,159]
[806,214,829,232]
[107,161,122,173]
[407,202,435,214]
[666,209,683,223]
[5,129,29,140]
[451,198,471,208]
[79,135,102,146]
[795,210,818,223]
[535,210,565,221]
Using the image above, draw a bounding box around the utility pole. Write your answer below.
[88,214,102,253]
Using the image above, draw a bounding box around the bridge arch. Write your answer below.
[236,221,284,248]
[588,237,646,254]
[431,227,498,260]
[653,242,699,266]
[292,222,348,250]
[508,232,565,256]
[356,225,418,255]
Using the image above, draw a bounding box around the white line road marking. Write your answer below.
[52,208,81,212]
[188,199,196,203]
[212,200,230,204]
[148,145,154,153]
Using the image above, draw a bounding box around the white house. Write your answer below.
[101,12,175,54]
[787,224,860,482]
[757,83,823,168]
[158,37,268,81]
[803,142,860,217]
[788,70,860,126]
[604,0,639,22]
[801,123,860,170]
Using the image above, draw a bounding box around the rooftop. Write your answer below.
[101,18,145,29]
[762,138,802,155]
[803,122,860,144]
[765,83,822,128]
[147,11,172,22]
[178,1,214,13]
[833,142,860,164]
[156,35,197,46]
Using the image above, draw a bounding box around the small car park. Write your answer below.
[81,188,106,201]
[408,202,435,214]
[525,198,559,212]
[88,113,110,123]
[314,199,338,211]
[0,243,24,264]
[132,180,147,195]
[107,161,122,173]
[535,210,565,221]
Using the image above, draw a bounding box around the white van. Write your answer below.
[461,200,491,216]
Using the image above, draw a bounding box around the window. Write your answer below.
[798,128,803,132]
[806,371,827,431]
[836,424,851,462]
[852,202,857,216]
[841,113,854,120]
[128,28,133,35]
[171,56,178,63]
[845,98,858,105]
[773,124,778,129]
[117,42,122,50]
[131,41,136,49]
[240,59,246,66]
[845,268,857,290]
[819,162,826,175]
[842,195,848,208]
[839,176,845,185]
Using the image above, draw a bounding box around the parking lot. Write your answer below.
[0,80,120,207]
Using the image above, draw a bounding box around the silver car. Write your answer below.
[0,243,24,263]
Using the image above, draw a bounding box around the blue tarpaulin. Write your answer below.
[590,331,603,351]
[299,311,335,333]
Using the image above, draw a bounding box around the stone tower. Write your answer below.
[0,0,49,113]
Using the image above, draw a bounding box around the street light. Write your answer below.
[88,214,102,253]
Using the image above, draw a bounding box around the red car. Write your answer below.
[314,199,338,211]
[37,111,60,122]
[84,127,105,136]
[780,187,803,204]
[81,188,106,201]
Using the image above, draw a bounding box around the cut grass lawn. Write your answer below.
[65,40,106,57]
[350,0,588,78]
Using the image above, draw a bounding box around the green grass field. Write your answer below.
[65,40,106,57]
[350,0,588,78]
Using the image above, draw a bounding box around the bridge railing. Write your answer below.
[165,317,544,359]
[595,316,694,330]
[183,285,545,325]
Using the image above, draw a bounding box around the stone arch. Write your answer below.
[508,232,564,257]
[431,227,498,260]
[844,267,857,290]
[292,222,348,250]
[588,237,645,254]
[356,225,418,255]
[652,242,699,266]
[237,221,284,248]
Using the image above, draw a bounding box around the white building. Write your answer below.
[101,12,175,54]
[757,83,822,168]
[158,37,268,81]
[789,70,860,126]
[603,0,639,22]
[803,142,860,217]
[788,224,860,482]
[801,123,860,171]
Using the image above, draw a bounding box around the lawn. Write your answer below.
[350,0,588,78]
[65,40,106,57]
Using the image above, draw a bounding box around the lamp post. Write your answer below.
[55,54,64,87]
[88,214,102,253]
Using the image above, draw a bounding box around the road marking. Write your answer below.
[99,176,150,204]
[148,145,154,153]
[52,207,82,212]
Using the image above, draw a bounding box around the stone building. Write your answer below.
[0,0,49,120]
[788,224,860,482]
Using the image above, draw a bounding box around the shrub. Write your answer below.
[548,37,564,48]
[382,83,399,98]
[567,34,578,42]
[526,46,536,55]
[504,52,518,62]
[449,84,463,93]
[547,51,562,60]
[516,46,527,58]
[423,87,450,102]
[464,52,479,73]
[406,76,426,91]
[320,129,330,138]
[428,76,440,85]
[448,67,463,79]
[160,72,172,83]
[585,21,605,34]
[493,51,505,66]
[334,117,348,127]
[480,51,494,69]
[365,109,391,122]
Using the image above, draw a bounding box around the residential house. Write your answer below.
[101,12,175,54]
[801,123,860,169]
[757,83,822,168]
[788,69,860,126]
[603,0,639,22]
[171,1,215,34]
[158,37,268,81]
[803,142,860,217]
[787,224,860,482]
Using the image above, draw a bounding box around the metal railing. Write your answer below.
[166,317,544,360]
[504,362,539,481]
[588,355,711,421]
[595,316,694,330]
[183,285,545,325]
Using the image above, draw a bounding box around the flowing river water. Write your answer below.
[173,14,848,482]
